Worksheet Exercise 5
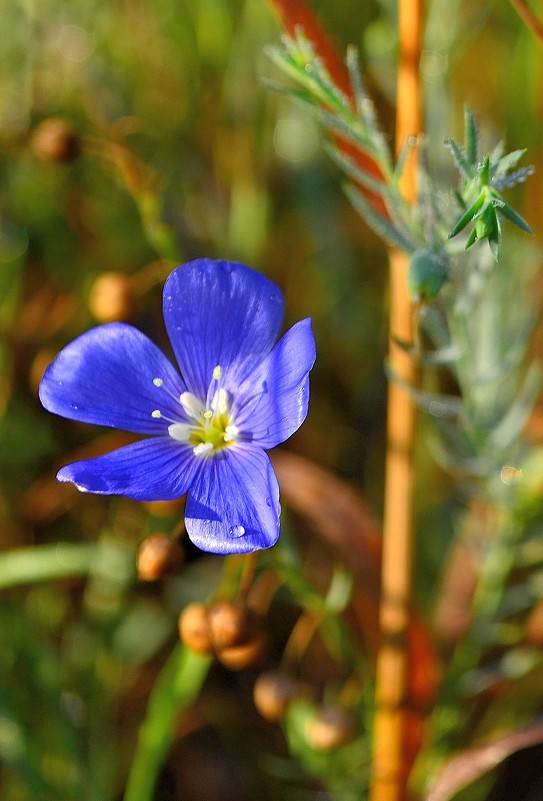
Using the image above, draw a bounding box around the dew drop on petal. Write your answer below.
[229,525,246,538]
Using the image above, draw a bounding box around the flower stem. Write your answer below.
[507,0,543,46]
[370,1,422,799]
[123,644,211,801]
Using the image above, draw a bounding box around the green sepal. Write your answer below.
[448,192,485,238]
[497,199,534,234]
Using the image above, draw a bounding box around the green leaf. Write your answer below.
[444,136,475,181]
[464,106,479,165]
[448,192,485,238]
[344,184,416,252]
[497,199,534,234]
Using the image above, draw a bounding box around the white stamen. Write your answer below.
[213,365,222,380]
[153,378,163,387]
[181,391,204,419]
[223,424,238,442]
[168,423,193,442]
[211,388,229,415]
[203,409,213,420]
[151,410,162,419]
[193,442,213,457]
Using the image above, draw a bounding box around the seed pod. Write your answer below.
[208,602,251,650]
[178,602,214,655]
[137,533,183,582]
[216,627,268,671]
[407,248,449,303]
[253,671,300,722]
[88,272,137,323]
[305,705,357,752]
[30,118,80,163]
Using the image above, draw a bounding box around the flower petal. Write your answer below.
[235,319,316,449]
[185,445,280,554]
[163,260,284,399]
[57,438,201,501]
[39,323,187,434]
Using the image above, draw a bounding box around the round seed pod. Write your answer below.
[216,627,268,671]
[88,272,137,323]
[305,705,357,752]
[178,602,214,655]
[208,602,251,650]
[30,118,80,163]
[407,248,449,303]
[253,671,300,722]
[136,533,183,582]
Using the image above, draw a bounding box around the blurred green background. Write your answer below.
[0,0,541,799]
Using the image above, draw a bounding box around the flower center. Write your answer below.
[151,366,239,457]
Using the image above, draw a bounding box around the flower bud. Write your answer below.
[136,533,183,582]
[216,627,268,671]
[253,671,300,722]
[407,248,449,303]
[178,602,214,655]
[30,118,80,163]
[208,602,251,650]
[305,705,357,752]
[88,272,137,323]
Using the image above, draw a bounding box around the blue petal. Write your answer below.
[235,319,316,449]
[39,323,187,434]
[163,260,284,400]
[57,438,201,501]
[185,445,280,554]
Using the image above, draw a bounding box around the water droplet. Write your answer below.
[265,498,272,508]
[229,525,246,538]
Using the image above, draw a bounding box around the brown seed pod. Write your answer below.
[88,272,137,323]
[178,602,214,655]
[30,118,80,163]
[136,533,183,582]
[253,670,300,722]
[305,705,357,752]
[216,627,268,671]
[208,602,251,651]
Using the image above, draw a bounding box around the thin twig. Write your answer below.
[508,0,543,45]
[370,0,422,799]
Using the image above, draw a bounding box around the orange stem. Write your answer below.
[370,0,422,800]
[508,0,543,45]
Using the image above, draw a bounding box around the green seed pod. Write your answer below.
[407,248,449,303]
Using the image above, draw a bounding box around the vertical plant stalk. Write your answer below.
[370,1,422,800]
[507,0,543,45]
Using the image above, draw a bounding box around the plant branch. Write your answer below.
[370,0,422,799]
[507,0,543,46]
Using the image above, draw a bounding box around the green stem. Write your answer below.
[123,644,211,801]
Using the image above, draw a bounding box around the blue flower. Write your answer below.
[39,259,316,554]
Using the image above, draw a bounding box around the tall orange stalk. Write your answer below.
[370,1,422,800]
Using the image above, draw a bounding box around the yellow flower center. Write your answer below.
[151,367,238,457]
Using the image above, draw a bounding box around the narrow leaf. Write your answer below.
[448,193,485,238]
[444,136,475,181]
[498,199,534,234]
[464,106,479,165]
[345,184,416,252]
[492,165,534,190]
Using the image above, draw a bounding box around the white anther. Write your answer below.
[223,425,238,442]
[211,388,229,415]
[151,410,162,419]
[180,391,203,419]
[167,423,192,442]
[153,378,163,387]
[193,442,213,457]
[213,365,222,380]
